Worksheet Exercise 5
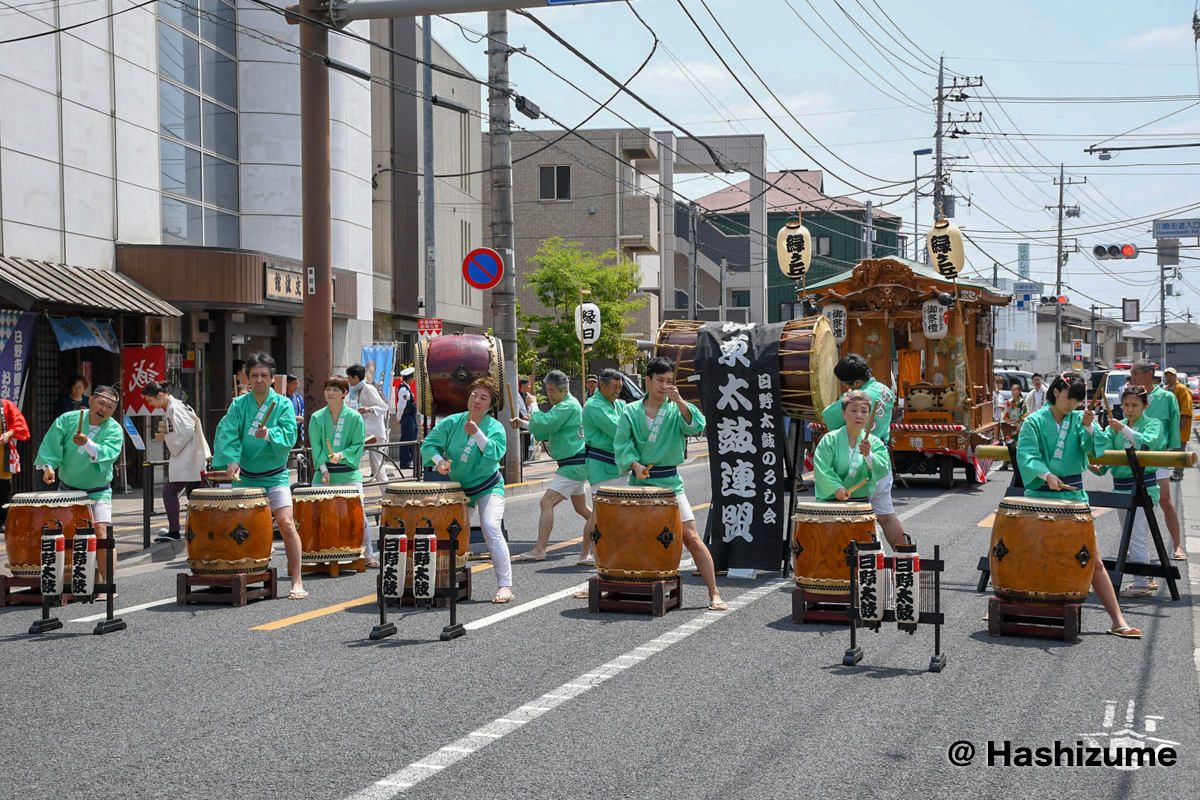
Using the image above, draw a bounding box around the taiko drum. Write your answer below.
[791,501,878,594]
[184,488,275,575]
[989,496,1097,604]
[416,333,505,418]
[591,486,683,581]
[3,491,94,578]
[292,485,365,563]
[381,482,471,588]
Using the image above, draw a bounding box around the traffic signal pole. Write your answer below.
[1054,164,1064,372]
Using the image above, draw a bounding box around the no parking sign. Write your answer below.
[462,248,504,291]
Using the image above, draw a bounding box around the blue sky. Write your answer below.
[431,0,1200,325]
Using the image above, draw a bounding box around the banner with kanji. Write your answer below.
[0,311,37,408]
[122,345,167,416]
[695,321,788,571]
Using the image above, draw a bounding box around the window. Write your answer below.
[816,235,831,256]
[1167,344,1176,354]
[162,197,203,245]
[199,0,236,56]
[779,302,796,321]
[202,100,237,159]
[204,209,239,248]
[539,165,571,200]
[158,22,200,91]
[202,155,238,211]
[201,45,237,108]
[161,139,202,200]
[732,290,750,308]
[160,80,200,145]
[159,0,198,34]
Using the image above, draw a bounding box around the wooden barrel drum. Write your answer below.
[2,491,94,577]
[791,501,877,594]
[989,497,1097,604]
[184,488,275,575]
[292,485,365,564]
[380,482,470,589]
[591,486,683,581]
[416,333,505,418]
[654,316,838,421]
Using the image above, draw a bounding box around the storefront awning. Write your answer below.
[0,256,181,317]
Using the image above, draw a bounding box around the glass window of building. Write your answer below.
[160,79,201,145]
[162,197,204,245]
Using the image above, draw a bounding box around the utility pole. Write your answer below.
[933,58,945,221]
[488,10,521,482]
[1047,164,1085,373]
[719,257,727,321]
[863,200,874,259]
[422,17,436,319]
[688,203,698,320]
[1161,267,1168,370]
[299,0,333,419]
[1090,304,1097,372]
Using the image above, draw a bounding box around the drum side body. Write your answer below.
[990,510,1097,603]
[185,502,275,575]
[380,498,470,559]
[592,494,683,580]
[4,504,95,577]
[294,494,366,560]
[791,515,877,593]
[423,335,499,416]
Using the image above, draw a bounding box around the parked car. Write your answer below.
[1188,376,1200,406]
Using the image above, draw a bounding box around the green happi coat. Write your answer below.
[529,394,587,481]
[1092,414,1164,505]
[35,410,124,502]
[1144,385,1181,450]
[1016,405,1097,503]
[212,388,297,488]
[813,426,890,502]
[421,412,506,506]
[821,376,896,446]
[583,393,627,485]
[308,405,365,485]
[614,398,705,495]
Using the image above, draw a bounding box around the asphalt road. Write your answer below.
[2,462,1197,800]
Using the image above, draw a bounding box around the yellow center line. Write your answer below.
[251,501,715,631]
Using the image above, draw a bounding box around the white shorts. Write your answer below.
[677,491,695,523]
[220,484,293,511]
[91,499,112,524]
[547,472,588,498]
[590,475,628,495]
[869,472,895,516]
[1156,468,1172,482]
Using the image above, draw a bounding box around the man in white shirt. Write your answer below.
[142,381,210,542]
[1026,373,1046,414]
[348,364,390,481]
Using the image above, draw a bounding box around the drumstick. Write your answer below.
[260,399,277,427]
[844,476,870,496]
[506,381,516,416]
[325,438,334,460]
[77,409,85,434]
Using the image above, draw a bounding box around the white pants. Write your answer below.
[1118,506,1153,588]
[92,499,112,524]
[870,472,895,516]
[474,493,511,588]
[677,491,695,523]
[547,472,588,497]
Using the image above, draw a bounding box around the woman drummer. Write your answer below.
[420,377,513,604]
[1015,372,1141,639]
[1092,384,1165,598]
[813,390,890,502]
[309,375,376,565]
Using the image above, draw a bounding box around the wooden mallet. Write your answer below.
[77,408,85,435]
[843,476,871,497]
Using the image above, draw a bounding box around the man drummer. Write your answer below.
[510,370,591,561]
[211,352,306,599]
[579,368,628,566]
[1130,361,1186,560]
[35,385,124,589]
[821,354,910,548]
[614,357,726,611]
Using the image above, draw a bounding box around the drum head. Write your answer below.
[488,335,506,414]
[908,388,935,410]
[807,316,839,413]
[191,487,269,501]
[292,485,360,499]
[384,481,465,496]
[6,490,91,507]
[998,496,1091,514]
[794,500,873,514]
[596,485,676,501]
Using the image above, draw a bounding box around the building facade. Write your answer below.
[1031,303,1129,375]
[1137,322,1200,375]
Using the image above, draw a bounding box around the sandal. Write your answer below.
[288,588,309,600]
[366,558,380,568]
[1120,586,1152,598]
[492,589,515,604]
[1172,552,1188,561]
[708,600,729,611]
[1107,626,1142,639]
[576,557,595,566]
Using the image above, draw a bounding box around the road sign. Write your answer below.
[1073,339,1083,357]
[1123,298,1140,323]
[1017,243,1030,278]
[417,318,441,337]
[1158,238,1180,266]
[575,302,600,345]
[1153,218,1200,238]
[1012,282,1042,295]
[462,247,504,291]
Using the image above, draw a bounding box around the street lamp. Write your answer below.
[913,148,932,262]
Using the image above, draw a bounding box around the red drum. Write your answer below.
[3,491,94,577]
[417,333,505,418]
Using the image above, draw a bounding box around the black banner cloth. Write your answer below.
[695,321,788,571]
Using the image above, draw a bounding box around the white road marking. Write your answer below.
[71,597,175,622]
[1103,700,1117,729]
[341,579,786,800]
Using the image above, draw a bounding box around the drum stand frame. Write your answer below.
[26,524,126,636]
[177,569,278,607]
[975,441,1182,601]
[370,519,467,642]
[843,541,947,673]
[587,574,682,617]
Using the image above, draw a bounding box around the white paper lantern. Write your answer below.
[822,303,848,345]
[777,218,812,281]
[926,219,965,279]
[921,299,949,340]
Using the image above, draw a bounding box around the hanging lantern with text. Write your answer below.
[921,299,949,340]
[822,303,848,345]
[926,219,965,279]
[777,218,812,281]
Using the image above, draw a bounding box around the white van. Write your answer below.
[1105,369,1162,420]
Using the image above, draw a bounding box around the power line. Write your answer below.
[0,0,156,44]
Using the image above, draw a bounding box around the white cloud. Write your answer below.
[1117,25,1194,50]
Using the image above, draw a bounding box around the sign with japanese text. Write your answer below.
[921,299,948,340]
[1152,218,1200,238]
[1122,298,1140,323]
[1017,242,1030,279]
[0,311,37,407]
[695,321,788,571]
[776,219,812,281]
[574,302,601,345]
[265,262,304,303]
[822,303,848,345]
[122,346,166,417]
[411,533,437,600]
[380,531,409,599]
[926,220,964,279]
[418,318,442,337]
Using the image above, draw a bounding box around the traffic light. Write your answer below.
[1039,295,1069,306]
[1093,244,1139,260]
